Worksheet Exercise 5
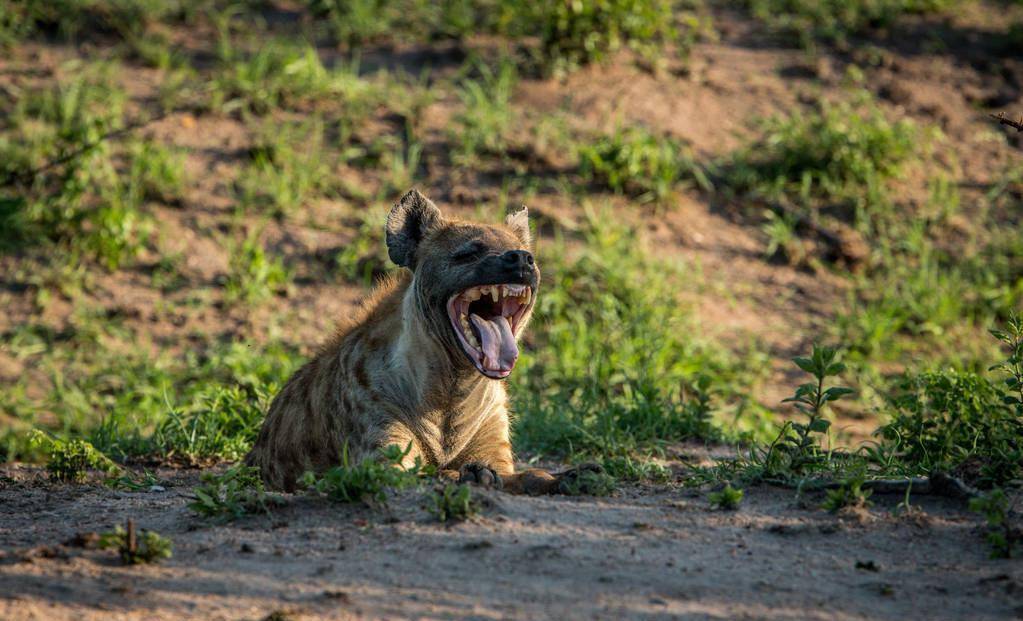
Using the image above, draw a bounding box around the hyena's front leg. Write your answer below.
[450,416,597,495]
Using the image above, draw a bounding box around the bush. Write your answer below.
[877,370,1023,487]
[519,0,680,73]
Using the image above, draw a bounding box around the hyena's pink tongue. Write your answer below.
[469,314,519,373]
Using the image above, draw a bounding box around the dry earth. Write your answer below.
[1,464,1021,621]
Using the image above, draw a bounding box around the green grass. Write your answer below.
[224,231,291,305]
[745,0,958,49]
[726,92,919,216]
[1,323,300,463]
[0,62,146,265]
[515,0,683,74]
[969,489,1019,559]
[305,0,485,47]
[237,120,330,218]
[334,208,390,286]
[511,212,769,463]
[579,126,711,203]
[452,59,516,165]
[210,40,379,116]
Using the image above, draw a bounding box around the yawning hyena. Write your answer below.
[245,189,596,494]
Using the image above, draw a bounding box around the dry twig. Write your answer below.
[991,112,1023,133]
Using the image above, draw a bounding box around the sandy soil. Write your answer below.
[1,464,1020,621]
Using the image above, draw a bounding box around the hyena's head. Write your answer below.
[386,188,539,379]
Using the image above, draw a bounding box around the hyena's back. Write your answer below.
[245,275,406,490]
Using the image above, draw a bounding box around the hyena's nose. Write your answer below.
[501,250,534,269]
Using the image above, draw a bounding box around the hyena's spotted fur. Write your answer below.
[245,189,588,494]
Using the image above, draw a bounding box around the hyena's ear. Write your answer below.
[386,189,443,268]
[505,206,531,248]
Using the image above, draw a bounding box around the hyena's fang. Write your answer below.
[245,189,596,494]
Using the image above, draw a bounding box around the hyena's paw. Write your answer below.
[556,462,613,496]
[458,462,503,489]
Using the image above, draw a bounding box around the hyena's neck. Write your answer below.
[384,283,493,414]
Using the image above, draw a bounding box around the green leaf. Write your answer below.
[793,356,816,374]
[824,362,846,376]
[807,418,831,433]
[822,387,855,402]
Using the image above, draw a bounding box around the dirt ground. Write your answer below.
[1,463,1021,621]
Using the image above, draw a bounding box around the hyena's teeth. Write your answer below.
[465,288,481,302]
[523,288,531,303]
[490,288,499,303]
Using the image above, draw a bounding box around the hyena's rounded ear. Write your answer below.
[386,189,443,268]
[505,206,531,248]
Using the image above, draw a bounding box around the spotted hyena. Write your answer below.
[245,189,596,494]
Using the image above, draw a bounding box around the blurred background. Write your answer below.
[1,0,1022,468]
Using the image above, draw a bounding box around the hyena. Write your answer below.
[245,189,595,494]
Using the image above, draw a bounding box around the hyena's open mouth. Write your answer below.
[447,284,533,379]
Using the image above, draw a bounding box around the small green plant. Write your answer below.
[98,520,173,565]
[708,484,744,510]
[300,443,426,505]
[105,469,161,491]
[429,483,481,522]
[224,232,291,304]
[29,431,117,482]
[822,476,873,513]
[190,464,281,521]
[752,345,854,480]
[969,489,1019,559]
[305,0,480,46]
[579,126,711,203]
